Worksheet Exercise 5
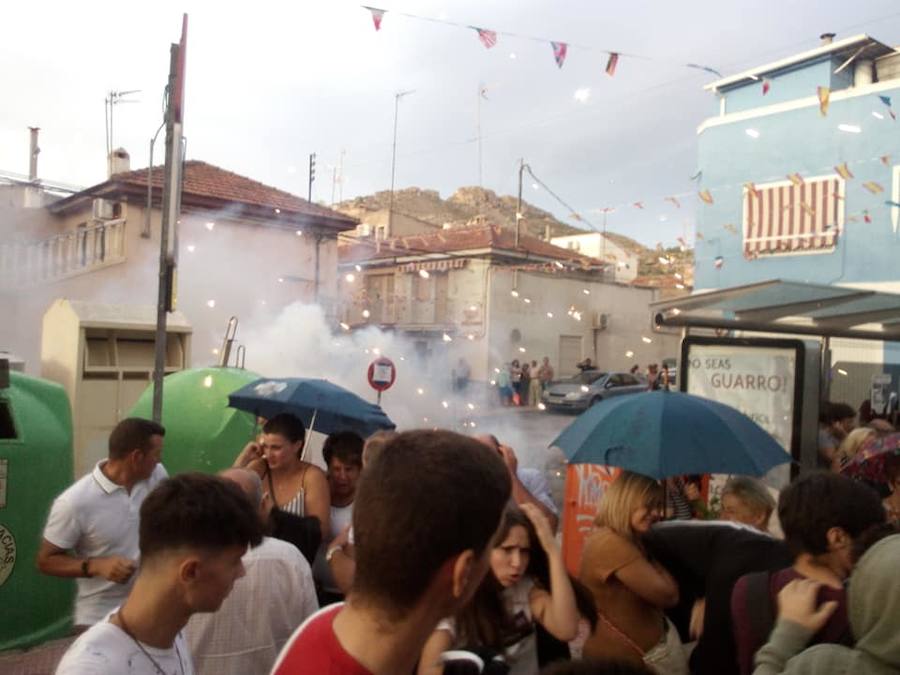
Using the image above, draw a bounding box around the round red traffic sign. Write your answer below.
[368,357,396,392]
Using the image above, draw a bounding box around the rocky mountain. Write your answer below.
[336,186,693,284]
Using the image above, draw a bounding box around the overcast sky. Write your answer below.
[3,1,900,245]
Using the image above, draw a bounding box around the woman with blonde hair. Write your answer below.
[835,427,875,472]
[580,471,687,675]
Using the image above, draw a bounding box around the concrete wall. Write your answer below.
[0,198,341,374]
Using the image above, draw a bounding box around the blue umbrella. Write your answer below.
[228,377,396,439]
[550,390,792,479]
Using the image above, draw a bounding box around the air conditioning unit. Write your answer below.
[92,198,114,221]
[593,312,609,330]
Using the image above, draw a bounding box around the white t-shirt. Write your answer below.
[55,615,194,675]
[312,503,354,594]
[437,578,539,675]
[185,537,318,675]
[42,462,168,625]
[517,468,559,516]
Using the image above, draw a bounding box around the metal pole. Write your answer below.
[516,159,525,247]
[308,152,316,203]
[151,45,180,423]
[389,90,414,238]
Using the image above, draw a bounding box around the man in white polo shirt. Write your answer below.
[37,418,168,629]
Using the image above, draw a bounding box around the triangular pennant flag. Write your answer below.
[744,182,762,199]
[473,27,497,49]
[879,95,897,120]
[834,162,854,180]
[714,256,724,269]
[633,202,644,209]
[864,210,872,223]
[698,189,714,205]
[881,155,892,166]
[787,173,805,187]
[863,181,885,194]
[723,223,738,234]
[762,79,771,95]
[689,170,703,182]
[551,41,568,68]
[817,86,830,116]
[606,52,619,76]
[364,6,386,31]
[695,232,705,241]
[665,196,681,209]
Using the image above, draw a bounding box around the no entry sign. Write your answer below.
[368,357,396,393]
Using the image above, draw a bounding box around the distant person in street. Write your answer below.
[835,427,875,472]
[576,357,594,372]
[528,360,542,406]
[38,418,168,629]
[538,357,555,393]
[511,360,524,405]
[643,520,792,675]
[720,476,776,533]
[521,362,532,406]
[646,364,661,391]
[498,364,514,407]
[186,469,318,675]
[232,413,331,552]
[476,434,559,532]
[55,473,264,675]
[580,472,688,674]
[629,364,641,376]
[270,430,512,675]
[752,534,900,675]
[817,402,855,471]
[731,472,886,675]
[314,431,364,606]
[454,357,472,392]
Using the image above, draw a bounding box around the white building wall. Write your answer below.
[550,232,639,283]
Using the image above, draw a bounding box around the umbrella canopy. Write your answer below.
[550,390,792,480]
[842,433,900,483]
[228,377,396,439]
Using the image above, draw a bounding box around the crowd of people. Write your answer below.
[36,408,900,675]
[497,357,556,407]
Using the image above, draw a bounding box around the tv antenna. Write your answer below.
[105,89,141,170]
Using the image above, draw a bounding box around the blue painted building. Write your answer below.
[695,34,900,292]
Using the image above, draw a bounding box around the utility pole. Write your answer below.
[308,152,316,202]
[151,15,188,423]
[516,159,526,248]
[388,90,415,237]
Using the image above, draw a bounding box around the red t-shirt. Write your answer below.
[271,603,373,675]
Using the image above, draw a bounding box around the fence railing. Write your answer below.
[0,219,126,289]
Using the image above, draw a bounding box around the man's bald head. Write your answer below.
[219,468,263,508]
[474,434,500,451]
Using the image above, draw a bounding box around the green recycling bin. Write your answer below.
[129,367,260,475]
[0,372,75,651]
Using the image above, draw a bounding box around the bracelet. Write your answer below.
[81,559,92,578]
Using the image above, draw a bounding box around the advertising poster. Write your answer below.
[684,340,799,504]
[561,464,619,575]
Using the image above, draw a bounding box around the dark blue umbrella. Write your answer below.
[550,390,791,479]
[228,377,396,438]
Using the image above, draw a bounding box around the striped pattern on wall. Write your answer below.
[742,175,844,257]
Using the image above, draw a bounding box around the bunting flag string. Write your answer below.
[762,78,771,95]
[787,172,805,187]
[665,196,681,209]
[364,5,385,31]
[551,41,568,68]
[863,181,885,194]
[878,95,897,120]
[835,162,854,180]
[698,189,714,205]
[473,27,497,49]
[606,52,619,76]
[359,6,721,75]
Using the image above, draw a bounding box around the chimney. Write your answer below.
[820,32,836,46]
[28,127,40,182]
[108,147,130,176]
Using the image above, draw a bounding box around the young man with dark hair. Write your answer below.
[731,471,886,674]
[56,473,264,674]
[272,429,512,675]
[38,418,167,628]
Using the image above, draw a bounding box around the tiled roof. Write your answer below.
[339,224,602,267]
[51,161,357,228]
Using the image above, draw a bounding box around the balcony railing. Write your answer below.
[0,219,126,289]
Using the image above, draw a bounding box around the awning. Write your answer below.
[651,280,900,341]
[400,259,468,273]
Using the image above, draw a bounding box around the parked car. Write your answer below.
[541,369,646,412]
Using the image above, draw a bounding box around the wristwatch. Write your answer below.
[325,544,343,563]
[81,559,92,578]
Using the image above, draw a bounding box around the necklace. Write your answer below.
[114,611,184,675]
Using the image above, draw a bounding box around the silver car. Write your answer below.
[541,370,646,412]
